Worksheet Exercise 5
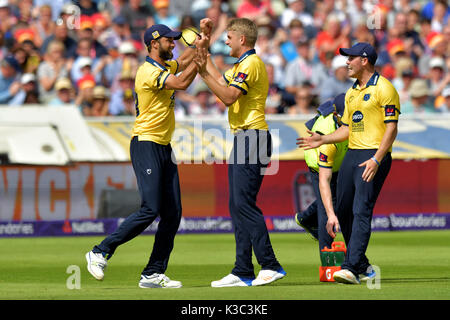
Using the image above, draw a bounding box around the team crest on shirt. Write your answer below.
[234,72,248,83]
[385,105,396,116]
[363,94,371,101]
[319,152,328,163]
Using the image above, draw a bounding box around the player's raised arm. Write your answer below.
[297,126,349,150]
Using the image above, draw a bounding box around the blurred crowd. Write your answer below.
[0,0,449,117]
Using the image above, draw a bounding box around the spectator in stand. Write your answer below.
[74,0,99,16]
[319,55,353,104]
[153,0,180,30]
[427,56,448,97]
[75,74,96,114]
[236,0,275,22]
[418,32,446,76]
[11,45,33,74]
[49,77,75,106]
[280,0,314,33]
[112,88,136,116]
[40,21,77,59]
[32,0,72,22]
[346,0,369,30]
[435,86,450,112]
[37,40,69,104]
[29,4,55,48]
[279,19,308,64]
[402,78,436,114]
[315,13,351,65]
[205,5,230,62]
[8,73,39,105]
[188,82,222,116]
[119,0,155,40]
[313,0,346,29]
[19,40,41,74]
[99,15,132,51]
[430,0,449,33]
[85,85,110,116]
[0,0,16,35]
[392,57,416,105]
[14,0,34,24]
[288,85,315,115]
[104,41,139,91]
[265,62,294,114]
[69,15,109,59]
[109,68,135,116]
[255,26,284,86]
[70,38,108,85]
[0,56,22,105]
[284,39,327,96]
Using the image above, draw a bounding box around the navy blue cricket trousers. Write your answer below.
[309,170,338,251]
[229,130,282,278]
[336,149,391,275]
[94,137,182,275]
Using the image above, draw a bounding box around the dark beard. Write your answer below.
[159,46,173,61]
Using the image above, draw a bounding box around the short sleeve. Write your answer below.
[341,92,351,126]
[318,144,337,168]
[379,82,401,122]
[228,62,251,95]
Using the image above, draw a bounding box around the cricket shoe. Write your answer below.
[139,273,182,288]
[251,268,286,286]
[359,265,376,281]
[295,212,319,241]
[211,274,254,287]
[85,251,107,281]
[333,269,360,284]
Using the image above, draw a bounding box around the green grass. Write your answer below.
[0,231,449,300]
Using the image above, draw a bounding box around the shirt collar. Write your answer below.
[146,56,168,71]
[235,49,256,64]
[352,71,380,89]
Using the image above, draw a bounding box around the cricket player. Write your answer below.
[295,93,348,251]
[86,23,208,288]
[194,18,285,287]
[297,43,400,284]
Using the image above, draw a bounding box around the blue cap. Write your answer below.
[339,42,377,65]
[3,55,21,72]
[333,93,346,116]
[112,15,126,25]
[317,100,334,117]
[143,24,182,46]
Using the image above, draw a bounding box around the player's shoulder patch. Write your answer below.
[234,72,248,83]
[319,152,328,163]
[385,105,396,117]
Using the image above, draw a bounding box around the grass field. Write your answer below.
[1,230,449,300]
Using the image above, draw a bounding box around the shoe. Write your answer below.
[295,212,319,241]
[359,265,376,281]
[333,269,360,284]
[139,273,182,288]
[211,274,254,287]
[85,251,107,281]
[251,268,286,286]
